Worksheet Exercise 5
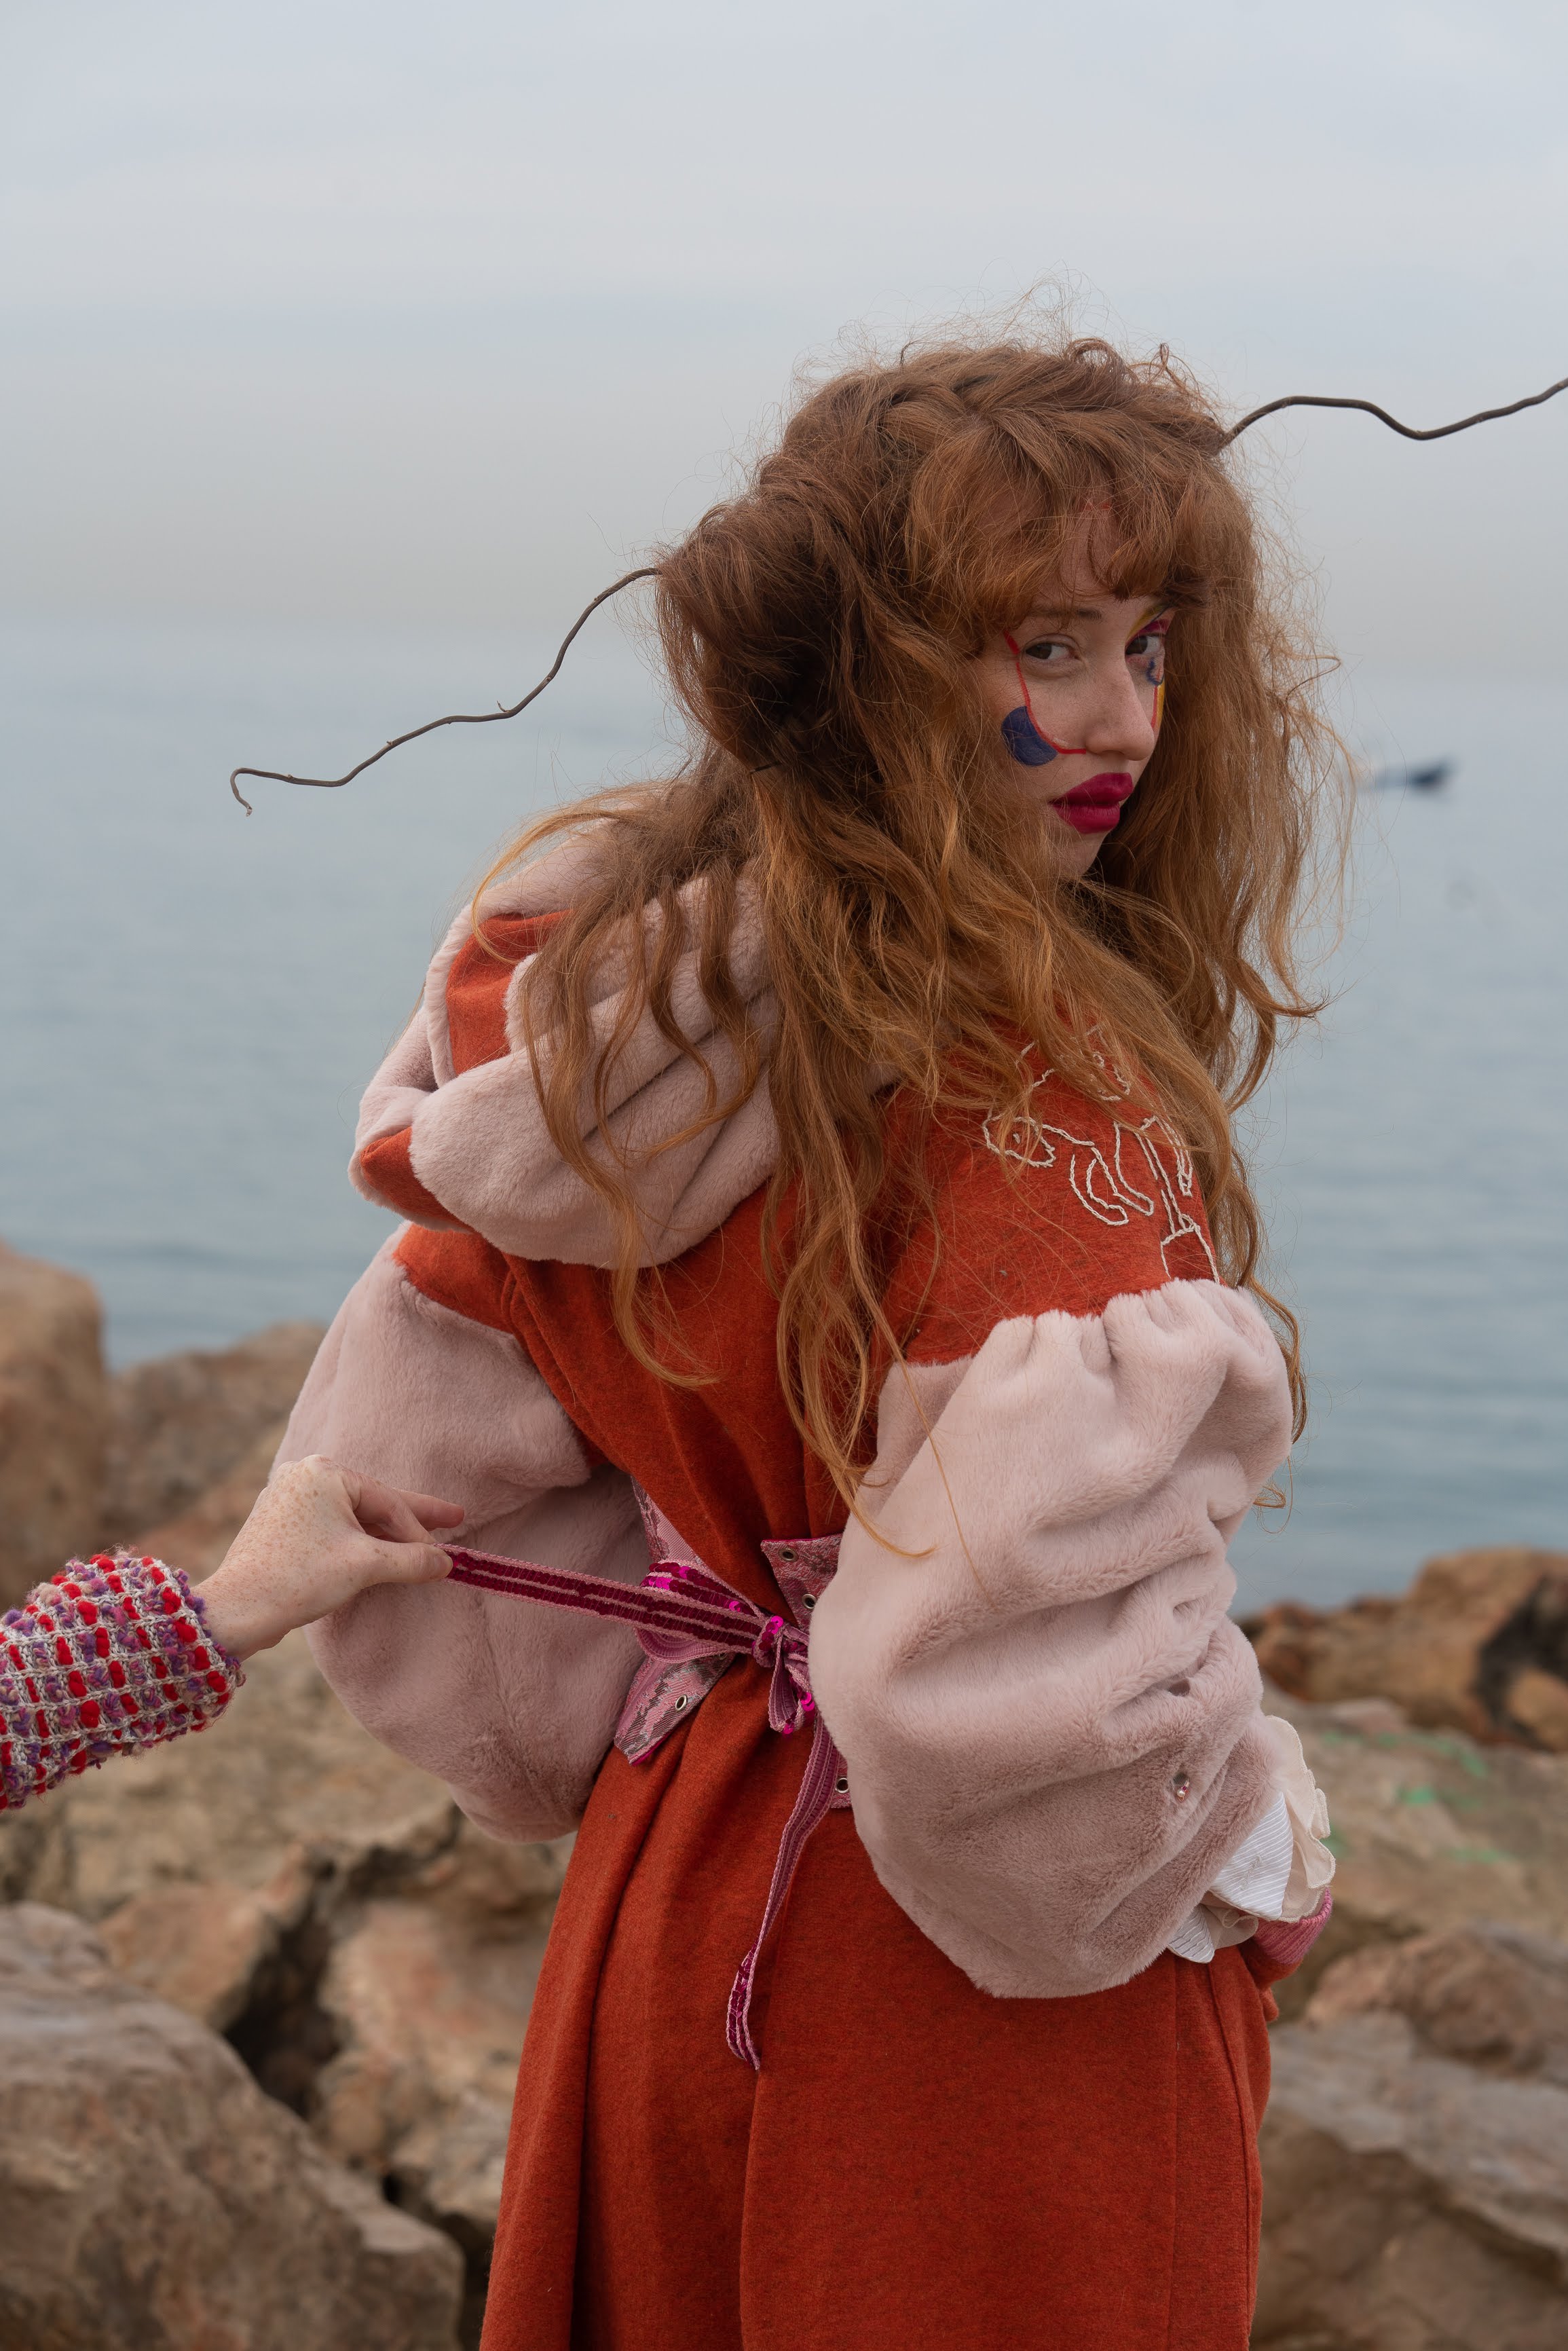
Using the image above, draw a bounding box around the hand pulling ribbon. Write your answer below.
[445,1504,845,2069]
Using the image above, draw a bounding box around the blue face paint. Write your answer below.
[1001,705,1057,766]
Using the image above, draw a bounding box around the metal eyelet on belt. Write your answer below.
[674,1695,688,1710]
[802,1593,816,1609]
[835,1776,849,1794]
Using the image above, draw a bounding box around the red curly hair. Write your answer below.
[487,333,1343,1505]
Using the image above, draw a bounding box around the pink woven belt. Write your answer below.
[445,1490,845,2069]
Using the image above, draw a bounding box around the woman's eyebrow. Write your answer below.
[1018,594,1178,631]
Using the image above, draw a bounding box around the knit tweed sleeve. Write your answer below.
[0,1554,242,1811]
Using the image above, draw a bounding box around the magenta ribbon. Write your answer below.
[445,1530,846,2069]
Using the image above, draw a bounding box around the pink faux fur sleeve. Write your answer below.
[807,1278,1292,1999]
[350,838,780,1267]
[276,1238,648,1840]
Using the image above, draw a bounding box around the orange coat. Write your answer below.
[341,912,1300,2351]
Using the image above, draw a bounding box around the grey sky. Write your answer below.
[4,0,1565,664]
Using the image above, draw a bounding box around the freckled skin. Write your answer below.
[199,1456,464,1661]
[973,536,1171,879]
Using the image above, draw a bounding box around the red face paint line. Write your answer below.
[1003,632,1089,760]
[1001,619,1168,769]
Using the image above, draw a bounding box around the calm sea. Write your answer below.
[2,614,1564,1610]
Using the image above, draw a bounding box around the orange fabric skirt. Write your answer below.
[480,1669,1280,2351]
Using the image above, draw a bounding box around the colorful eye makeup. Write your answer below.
[1125,615,1169,689]
[1001,631,1088,764]
[998,613,1170,766]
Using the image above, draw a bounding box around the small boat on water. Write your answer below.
[1366,759,1455,792]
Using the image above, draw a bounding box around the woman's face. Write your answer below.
[974,547,1172,878]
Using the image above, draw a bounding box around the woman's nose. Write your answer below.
[1079,659,1156,760]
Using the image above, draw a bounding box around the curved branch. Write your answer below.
[1222,374,1568,447]
[229,566,660,812]
[227,371,1567,813]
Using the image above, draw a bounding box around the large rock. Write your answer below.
[1265,1687,1568,2014]
[311,1824,565,2232]
[1246,1547,1568,1751]
[1254,1923,1568,2349]
[0,1243,321,1610]
[0,1902,463,2351]
[102,1320,324,1542]
[393,2092,515,2267]
[0,1624,464,2102]
[100,1876,306,2035]
[1308,1921,1568,2084]
[130,1421,300,1578]
[0,1240,107,1608]
[0,1619,567,2255]
[0,1627,455,1931]
[0,1278,548,2330]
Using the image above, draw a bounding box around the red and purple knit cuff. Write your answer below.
[0,1553,244,1813]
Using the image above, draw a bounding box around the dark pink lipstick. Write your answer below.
[1050,771,1136,834]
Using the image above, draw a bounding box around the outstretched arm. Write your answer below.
[199,1454,462,1657]
[0,1457,461,1813]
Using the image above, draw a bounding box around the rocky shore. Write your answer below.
[3,1238,1567,2349]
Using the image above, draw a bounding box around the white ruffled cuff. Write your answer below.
[1164,1716,1335,1964]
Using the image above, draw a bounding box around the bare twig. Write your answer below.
[229,566,660,813]
[229,370,1567,811]
[1221,373,1568,447]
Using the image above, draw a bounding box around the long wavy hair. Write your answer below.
[486,333,1343,1506]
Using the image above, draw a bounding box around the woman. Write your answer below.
[284,334,1339,2349]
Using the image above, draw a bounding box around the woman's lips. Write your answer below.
[1049,771,1136,834]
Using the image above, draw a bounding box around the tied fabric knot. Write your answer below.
[749,1612,813,1735]
[445,1490,845,2069]
[612,1562,812,1735]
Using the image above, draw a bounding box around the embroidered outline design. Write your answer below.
[982,1067,1218,1278]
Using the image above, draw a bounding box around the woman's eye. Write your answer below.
[1019,638,1075,666]
[1126,629,1168,682]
